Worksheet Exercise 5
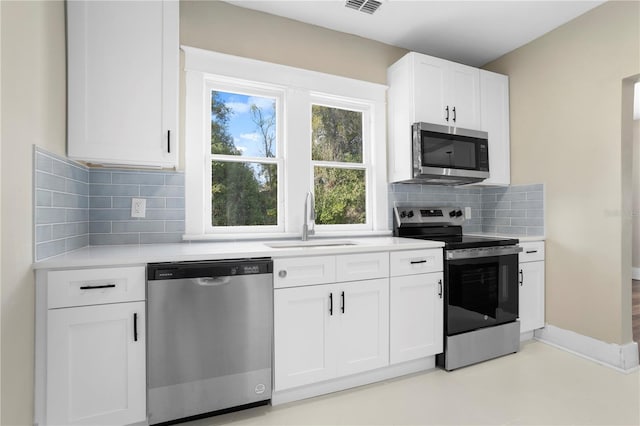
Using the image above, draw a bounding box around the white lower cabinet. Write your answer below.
[390,272,443,364]
[47,302,146,426]
[518,241,545,333]
[35,266,147,426]
[274,277,389,391]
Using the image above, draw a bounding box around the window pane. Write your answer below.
[211,91,276,157]
[314,167,365,225]
[211,161,277,226]
[312,105,362,163]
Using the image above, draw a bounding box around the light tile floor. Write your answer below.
[184,341,639,426]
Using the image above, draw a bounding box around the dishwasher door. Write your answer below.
[147,259,273,425]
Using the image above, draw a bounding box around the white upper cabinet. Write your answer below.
[67,0,179,168]
[387,52,510,184]
[412,54,480,130]
[479,70,511,186]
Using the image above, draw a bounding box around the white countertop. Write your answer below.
[33,237,445,270]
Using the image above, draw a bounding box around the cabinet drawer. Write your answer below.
[390,249,443,276]
[519,241,545,263]
[274,256,336,289]
[47,266,146,309]
[336,252,389,282]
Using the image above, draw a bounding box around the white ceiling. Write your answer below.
[224,0,605,67]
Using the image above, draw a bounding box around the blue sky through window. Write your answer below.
[213,91,276,158]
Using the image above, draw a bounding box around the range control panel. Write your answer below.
[394,206,466,226]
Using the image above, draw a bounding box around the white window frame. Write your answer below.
[310,94,372,232]
[183,46,388,240]
[205,80,285,234]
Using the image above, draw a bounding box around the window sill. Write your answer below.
[182,230,392,242]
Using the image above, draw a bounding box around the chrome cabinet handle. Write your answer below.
[167,130,171,153]
[341,291,345,314]
[519,269,524,286]
[278,270,287,278]
[526,250,538,254]
[410,259,427,264]
[445,106,449,121]
[438,279,443,299]
[452,106,456,123]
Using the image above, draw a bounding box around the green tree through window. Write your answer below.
[210,91,278,226]
[312,104,366,225]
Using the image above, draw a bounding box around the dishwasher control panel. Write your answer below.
[147,258,273,280]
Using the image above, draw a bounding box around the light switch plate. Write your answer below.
[131,198,146,218]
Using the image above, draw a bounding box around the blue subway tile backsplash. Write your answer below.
[390,183,544,236]
[34,147,186,260]
[34,146,543,261]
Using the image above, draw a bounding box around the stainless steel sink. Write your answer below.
[265,240,357,249]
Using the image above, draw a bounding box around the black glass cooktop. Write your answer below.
[394,225,519,249]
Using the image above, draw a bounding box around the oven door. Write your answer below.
[444,251,519,336]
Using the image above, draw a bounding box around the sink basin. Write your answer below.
[266,240,357,249]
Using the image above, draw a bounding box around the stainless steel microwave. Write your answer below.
[411,122,489,185]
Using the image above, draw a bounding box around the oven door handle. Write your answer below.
[445,245,523,260]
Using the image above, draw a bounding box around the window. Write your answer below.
[209,89,281,229]
[311,101,369,228]
[184,47,387,239]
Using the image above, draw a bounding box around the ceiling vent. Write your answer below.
[345,0,382,15]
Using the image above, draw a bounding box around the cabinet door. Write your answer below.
[336,278,389,377]
[519,261,545,333]
[480,70,510,185]
[67,0,178,167]
[413,55,449,125]
[47,302,146,425]
[274,285,337,390]
[390,273,443,364]
[448,63,481,130]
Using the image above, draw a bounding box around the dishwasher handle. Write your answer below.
[195,276,233,287]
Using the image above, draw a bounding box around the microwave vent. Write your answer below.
[345,0,382,14]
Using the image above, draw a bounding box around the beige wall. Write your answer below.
[0,1,66,425]
[484,0,640,344]
[180,1,407,84]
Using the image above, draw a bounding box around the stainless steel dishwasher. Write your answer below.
[146,258,273,425]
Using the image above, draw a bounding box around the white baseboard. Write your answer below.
[272,356,436,406]
[535,325,639,372]
[633,267,640,280]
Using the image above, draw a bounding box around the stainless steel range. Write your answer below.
[393,206,522,370]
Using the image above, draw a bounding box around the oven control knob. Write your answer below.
[455,210,463,217]
[449,210,456,218]
[407,210,414,218]
[400,210,407,218]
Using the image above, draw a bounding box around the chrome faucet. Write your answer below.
[302,191,316,241]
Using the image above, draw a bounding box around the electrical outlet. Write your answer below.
[131,198,146,218]
[465,207,472,219]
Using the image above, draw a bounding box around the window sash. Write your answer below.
[310,99,372,230]
[204,80,285,233]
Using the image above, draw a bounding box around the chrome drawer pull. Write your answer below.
[526,250,538,254]
[410,260,427,264]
